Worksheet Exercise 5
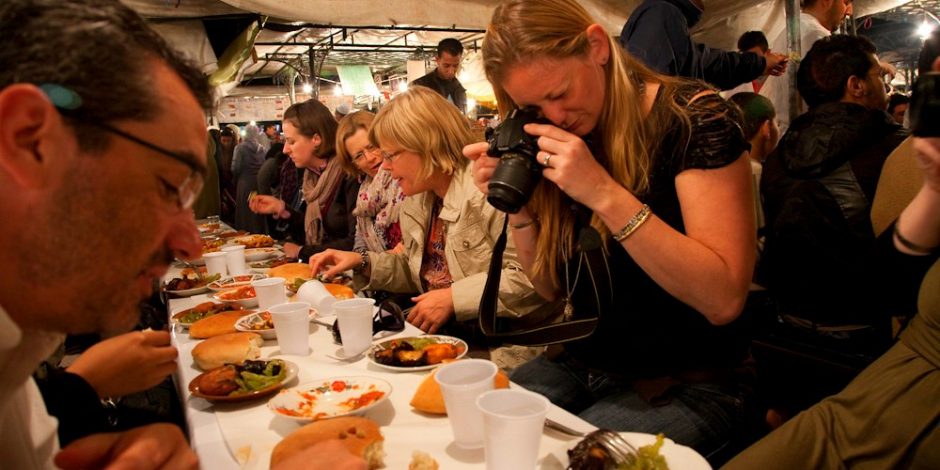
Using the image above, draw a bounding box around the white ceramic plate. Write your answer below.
[367,335,468,372]
[267,376,392,422]
[234,309,318,340]
[540,432,711,470]
[171,301,247,329]
[164,284,209,297]
[208,274,267,292]
[231,234,276,248]
[212,286,259,308]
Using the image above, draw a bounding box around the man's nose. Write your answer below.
[167,213,202,261]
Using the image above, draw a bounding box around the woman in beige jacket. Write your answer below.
[309,86,544,336]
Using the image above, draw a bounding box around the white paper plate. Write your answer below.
[244,248,283,262]
[267,376,392,422]
[208,274,266,292]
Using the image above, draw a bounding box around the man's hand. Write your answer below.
[67,330,177,399]
[55,423,198,470]
[764,52,788,76]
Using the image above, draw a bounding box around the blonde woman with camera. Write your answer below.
[465,0,755,459]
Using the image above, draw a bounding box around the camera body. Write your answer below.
[910,72,940,137]
[485,108,548,213]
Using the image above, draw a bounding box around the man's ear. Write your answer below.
[759,120,772,139]
[845,74,866,100]
[586,24,610,66]
[0,84,66,189]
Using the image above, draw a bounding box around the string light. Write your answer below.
[302,83,313,94]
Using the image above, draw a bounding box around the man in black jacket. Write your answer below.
[620,0,787,90]
[411,38,467,113]
[759,35,910,346]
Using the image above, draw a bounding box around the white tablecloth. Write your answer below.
[168,294,597,470]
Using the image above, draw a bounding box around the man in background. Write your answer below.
[888,93,910,126]
[411,38,467,113]
[620,0,787,90]
[722,31,774,97]
[761,0,854,134]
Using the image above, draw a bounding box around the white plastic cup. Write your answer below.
[203,252,228,277]
[332,298,375,356]
[221,245,248,275]
[269,302,311,356]
[295,280,337,314]
[434,359,498,449]
[252,277,288,310]
[476,389,551,470]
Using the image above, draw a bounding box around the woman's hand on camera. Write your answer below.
[524,123,620,210]
[309,249,361,279]
[464,142,498,195]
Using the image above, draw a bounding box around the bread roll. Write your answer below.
[268,263,313,284]
[410,367,510,415]
[191,332,262,370]
[189,311,251,339]
[270,416,384,469]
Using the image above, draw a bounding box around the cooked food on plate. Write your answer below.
[270,416,384,469]
[172,301,244,325]
[372,337,465,368]
[239,311,274,331]
[249,256,294,270]
[191,359,287,396]
[189,310,255,339]
[191,332,263,370]
[215,285,256,301]
[207,274,265,291]
[233,234,275,248]
[410,366,509,415]
[217,229,248,239]
[567,432,669,470]
[202,238,227,254]
[165,269,219,291]
[408,451,439,470]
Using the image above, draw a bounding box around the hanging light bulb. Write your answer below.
[918,21,935,40]
[302,83,313,94]
[398,80,408,93]
[334,85,344,96]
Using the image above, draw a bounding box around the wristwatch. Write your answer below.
[354,248,370,274]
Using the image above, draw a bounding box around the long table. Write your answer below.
[168,294,597,470]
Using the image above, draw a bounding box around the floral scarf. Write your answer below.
[353,168,405,252]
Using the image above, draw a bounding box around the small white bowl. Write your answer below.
[212,286,259,308]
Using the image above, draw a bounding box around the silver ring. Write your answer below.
[543,153,553,167]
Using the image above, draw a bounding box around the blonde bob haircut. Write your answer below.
[335,110,376,177]
[369,86,474,182]
[483,0,690,283]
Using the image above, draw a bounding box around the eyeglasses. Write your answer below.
[380,149,405,163]
[352,143,379,162]
[332,299,406,345]
[42,84,205,211]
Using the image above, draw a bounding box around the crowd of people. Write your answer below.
[2,0,937,468]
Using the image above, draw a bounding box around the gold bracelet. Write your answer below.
[510,218,538,230]
[612,204,652,242]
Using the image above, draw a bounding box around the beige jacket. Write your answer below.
[365,165,544,322]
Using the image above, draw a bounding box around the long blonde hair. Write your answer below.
[370,86,475,182]
[483,0,690,282]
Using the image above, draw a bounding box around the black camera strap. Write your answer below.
[478,217,605,346]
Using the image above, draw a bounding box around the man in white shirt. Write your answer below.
[0,1,209,468]
[760,0,853,134]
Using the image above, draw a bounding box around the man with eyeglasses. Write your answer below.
[0,1,367,469]
[758,35,910,360]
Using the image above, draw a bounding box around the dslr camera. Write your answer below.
[910,72,940,137]
[485,108,549,213]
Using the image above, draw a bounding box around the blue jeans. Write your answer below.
[510,354,750,461]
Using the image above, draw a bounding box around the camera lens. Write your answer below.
[487,152,541,213]
[911,72,940,137]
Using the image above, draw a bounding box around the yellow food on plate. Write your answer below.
[410,366,510,414]
[189,311,253,339]
[324,283,355,299]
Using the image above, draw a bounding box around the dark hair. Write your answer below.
[0,0,211,153]
[737,31,769,52]
[797,34,877,108]
[437,38,464,57]
[220,128,235,138]
[283,99,338,158]
[887,93,910,114]
[729,92,776,139]
[918,29,940,75]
